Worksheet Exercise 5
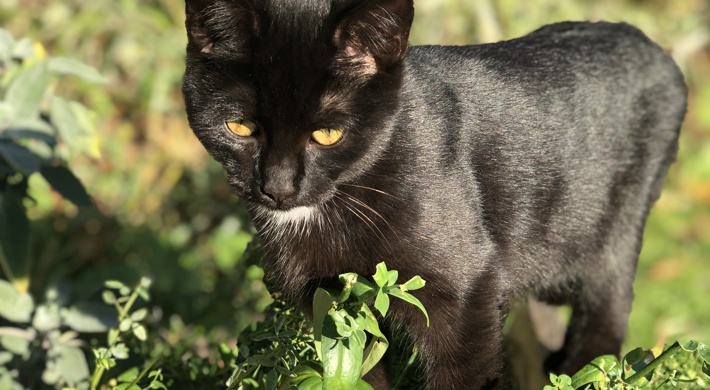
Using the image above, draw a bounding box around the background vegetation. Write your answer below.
[0,0,708,388]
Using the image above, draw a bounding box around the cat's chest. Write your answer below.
[251,202,407,290]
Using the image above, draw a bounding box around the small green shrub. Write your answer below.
[0,28,106,390]
[227,262,428,390]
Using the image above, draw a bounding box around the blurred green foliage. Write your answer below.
[0,0,708,388]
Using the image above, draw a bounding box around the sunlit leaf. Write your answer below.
[0,279,34,323]
[0,335,30,356]
[117,367,139,383]
[132,324,147,341]
[297,376,323,390]
[5,60,49,119]
[373,262,389,288]
[570,355,620,388]
[61,302,116,332]
[48,57,107,84]
[401,275,426,291]
[321,315,362,390]
[32,304,61,332]
[374,290,390,317]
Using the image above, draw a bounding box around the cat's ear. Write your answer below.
[185,0,258,58]
[334,0,414,73]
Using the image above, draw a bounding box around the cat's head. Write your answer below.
[182,0,414,221]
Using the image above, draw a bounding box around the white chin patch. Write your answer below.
[265,206,317,226]
[253,205,321,236]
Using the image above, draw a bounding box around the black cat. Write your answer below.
[182,0,687,388]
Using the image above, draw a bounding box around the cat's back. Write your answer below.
[402,21,686,161]
[405,21,686,127]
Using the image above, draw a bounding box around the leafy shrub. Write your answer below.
[0,28,105,390]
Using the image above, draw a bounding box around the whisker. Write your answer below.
[340,183,400,200]
[335,191,393,250]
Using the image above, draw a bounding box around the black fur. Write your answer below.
[182,1,687,388]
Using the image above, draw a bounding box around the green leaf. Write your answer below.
[265,369,278,390]
[570,355,620,388]
[0,335,30,356]
[40,165,93,207]
[0,140,40,174]
[374,290,390,317]
[698,343,710,363]
[358,305,386,340]
[49,97,99,157]
[350,278,377,301]
[321,316,363,390]
[0,29,15,63]
[0,279,34,323]
[373,262,389,288]
[61,302,116,332]
[6,60,50,120]
[246,354,275,367]
[48,57,107,84]
[102,290,116,304]
[0,190,31,284]
[32,304,61,332]
[360,334,388,377]
[117,367,139,383]
[331,311,353,338]
[680,339,700,352]
[54,345,90,383]
[312,288,337,343]
[132,324,147,341]
[292,362,322,383]
[386,288,429,326]
[401,275,426,291]
[387,270,398,286]
[297,376,323,390]
[110,343,129,359]
[119,318,132,332]
[130,308,148,322]
[105,280,128,290]
[0,351,12,365]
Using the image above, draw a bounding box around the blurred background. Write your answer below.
[0,0,708,386]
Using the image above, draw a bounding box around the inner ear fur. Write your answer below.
[185,0,258,58]
[334,0,415,71]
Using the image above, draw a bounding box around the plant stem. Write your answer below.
[627,342,682,384]
[118,286,142,320]
[91,363,106,390]
[126,355,164,388]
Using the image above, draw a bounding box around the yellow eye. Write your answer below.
[225,119,256,137]
[311,128,344,146]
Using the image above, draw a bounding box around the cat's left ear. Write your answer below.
[334,0,414,72]
[185,0,257,58]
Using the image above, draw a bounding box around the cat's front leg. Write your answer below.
[400,276,508,390]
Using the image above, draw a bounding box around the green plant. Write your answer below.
[0,27,100,290]
[227,262,429,390]
[90,278,166,390]
[544,340,710,389]
[0,28,109,390]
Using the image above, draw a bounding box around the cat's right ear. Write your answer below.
[333,0,415,73]
[185,0,257,59]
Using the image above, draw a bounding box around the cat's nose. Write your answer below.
[262,180,297,204]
